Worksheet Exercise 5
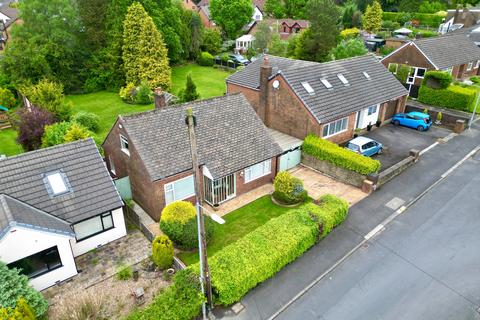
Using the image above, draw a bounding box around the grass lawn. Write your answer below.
[171,64,232,99]
[0,128,23,156]
[178,195,309,265]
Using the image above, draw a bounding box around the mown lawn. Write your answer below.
[178,196,309,265]
[0,128,23,156]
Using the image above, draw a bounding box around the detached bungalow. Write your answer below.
[381,33,480,97]
[103,93,282,221]
[226,54,408,144]
[0,139,125,291]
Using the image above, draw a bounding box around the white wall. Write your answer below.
[357,104,380,129]
[70,208,127,257]
[253,6,263,21]
[0,227,77,291]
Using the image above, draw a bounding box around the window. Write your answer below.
[368,105,377,115]
[322,117,348,137]
[120,135,129,156]
[363,71,371,80]
[467,62,474,71]
[476,60,480,69]
[244,159,271,183]
[416,68,426,78]
[46,172,68,195]
[8,246,62,278]
[164,175,195,205]
[109,155,116,175]
[301,81,315,94]
[320,78,333,89]
[337,74,349,85]
[73,213,114,241]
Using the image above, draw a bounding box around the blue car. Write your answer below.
[391,112,432,131]
[346,137,383,157]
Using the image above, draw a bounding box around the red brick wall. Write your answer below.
[321,113,357,145]
[235,157,277,196]
[227,83,263,121]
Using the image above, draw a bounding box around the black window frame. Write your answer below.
[73,212,115,242]
[8,246,63,279]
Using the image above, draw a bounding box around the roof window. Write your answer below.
[45,172,70,196]
[337,74,349,85]
[363,71,371,80]
[301,82,315,95]
[320,78,333,89]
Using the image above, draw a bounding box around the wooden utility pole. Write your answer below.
[185,108,213,316]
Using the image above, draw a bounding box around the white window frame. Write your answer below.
[476,60,480,69]
[108,155,116,175]
[320,78,333,89]
[46,172,68,195]
[164,175,196,205]
[337,74,349,85]
[322,117,349,138]
[415,67,427,78]
[467,62,474,71]
[120,135,130,156]
[301,81,315,94]
[244,159,271,183]
[368,105,378,115]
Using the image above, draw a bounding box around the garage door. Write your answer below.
[279,148,301,171]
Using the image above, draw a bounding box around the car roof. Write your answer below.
[409,111,429,118]
[348,136,375,145]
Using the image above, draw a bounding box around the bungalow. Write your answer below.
[103,93,282,221]
[381,33,480,97]
[226,54,408,144]
[0,139,126,291]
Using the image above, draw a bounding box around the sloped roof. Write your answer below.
[119,93,282,181]
[277,18,309,28]
[0,4,18,28]
[0,139,123,224]
[413,33,480,69]
[0,194,74,240]
[227,54,407,123]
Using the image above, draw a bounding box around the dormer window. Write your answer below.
[45,172,71,196]
[120,135,130,156]
[301,82,315,95]
[337,74,349,85]
[320,78,333,89]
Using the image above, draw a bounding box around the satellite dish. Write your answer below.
[272,80,280,89]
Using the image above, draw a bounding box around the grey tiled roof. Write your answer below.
[0,194,74,239]
[228,54,407,123]
[413,33,480,69]
[0,139,123,224]
[0,4,18,28]
[121,93,282,181]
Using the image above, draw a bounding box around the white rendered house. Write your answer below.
[0,139,125,291]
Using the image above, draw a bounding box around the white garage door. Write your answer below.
[279,148,301,171]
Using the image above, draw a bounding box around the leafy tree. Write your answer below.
[210,0,253,38]
[418,1,446,13]
[352,10,362,28]
[265,0,285,18]
[254,21,273,53]
[0,88,16,108]
[284,0,308,19]
[329,38,368,60]
[122,2,171,90]
[201,29,223,54]
[294,0,340,62]
[21,80,72,121]
[179,73,200,102]
[16,106,54,151]
[41,122,73,148]
[2,0,82,91]
[64,123,94,143]
[0,262,48,317]
[180,9,203,60]
[397,0,421,12]
[362,0,382,34]
[268,33,288,56]
[342,0,358,28]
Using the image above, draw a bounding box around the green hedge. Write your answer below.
[418,85,476,112]
[382,12,444,27]
[423,71,452,89]
[125,269,204,320]
[303,135,381,175]
[200,195,349,306]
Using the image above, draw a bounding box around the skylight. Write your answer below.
[337,74,349,85]
[301,82,315,95]
[363,71,371,80]
[321,78,333,89]
[46,172,68,195]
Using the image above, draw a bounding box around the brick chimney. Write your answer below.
[259,56,273,126]
[153,88,166,109]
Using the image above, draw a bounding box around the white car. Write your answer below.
[346,136,383,157]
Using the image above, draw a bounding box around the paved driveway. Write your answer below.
[364,124,450,171]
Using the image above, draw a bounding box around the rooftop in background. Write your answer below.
[0,3,18,28]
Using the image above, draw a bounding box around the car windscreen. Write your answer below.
[347,143,360,152]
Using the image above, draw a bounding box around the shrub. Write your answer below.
[119,83,136,103]
[418,85,476,112]
[41,121,73,147]
[0,298,36,320]
[303,135,381,175]
[72,111,100,132]
[0,87,16,108]
[135,81,153,105]
[273,171,307,205]
[305,194,349,237]
[16,106,55,151]
[396,64,412,83]
[423,71,452,89]
[197,52,214,66]
[160,201,214,249]
[0,262,48,317]
[63,123,94,143]
[201,29,222,54]
[340,27,360,39]
[125,268,204,320]
[471,76,480,84]
[381,20,400,31]
[116,265,133,280]
[21,79,71,121]
[152,235,174,269]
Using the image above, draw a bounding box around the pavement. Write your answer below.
[214,122,480,320]
[365,124,450,170]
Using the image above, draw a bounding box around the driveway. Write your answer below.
[365,124,451,171]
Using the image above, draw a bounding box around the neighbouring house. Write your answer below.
[381,33,480,97]
[103,93,282,221]
[448,24,480,47]
[0,3,19,50]
[226,54,408,144]
[248,19,309,39]
[0,139,126,291]
[193,0,264,29]
[439,7,480,33]
[236,34,255,53]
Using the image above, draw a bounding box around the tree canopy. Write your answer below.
[210,0,253,38]
[363,0,383,33]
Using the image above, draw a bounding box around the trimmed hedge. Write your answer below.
[382,12,444,27]
[303,135,381,175]
[418,85,476,112]
[125,268,204,320]
[423,71,452,89]
[305,195,349,238]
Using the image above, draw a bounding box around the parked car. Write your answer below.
[391,112,432,131]
[346,137,383,157]
[228,54,250,65]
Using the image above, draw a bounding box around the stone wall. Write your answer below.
[377,156,416,187]
[406,103,470,130]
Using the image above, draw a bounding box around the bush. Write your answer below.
[119,83,136,103]
[152,235,174,269]
[116,265,133,280]
[305,195,349,237]
[0,87,16,108]
[340,27,360,39]
[63,123,94,143]
[21,79,71,121]
[0,298,36,320]
[125,268,204,320]
[396,64,411,83]
[160,201,214,249]
[423,71,452,89]
[382,12,444,28]
[16,105,55,151]
[41,121,73,147]
[201,29,222,54]
[197,52,214,66]
[72,111,100,132]
[135,81,153,105]
[381,20,400,31]
[303,135,381,175]
[418,85,476,112]
[471,76,480,84]
[273,171,307,205]
[0,262,48,317]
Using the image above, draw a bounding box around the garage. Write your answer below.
[268,129,303,171]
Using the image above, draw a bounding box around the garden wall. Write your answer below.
[406,103,470,129]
